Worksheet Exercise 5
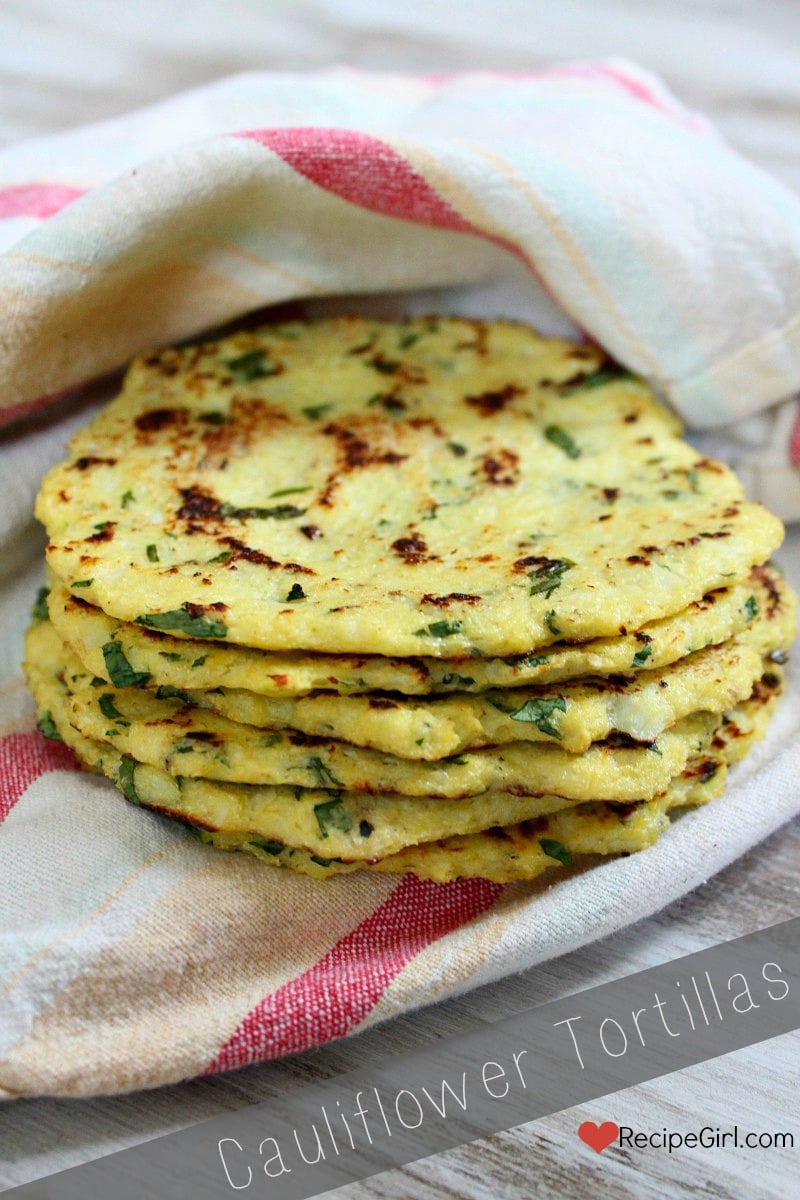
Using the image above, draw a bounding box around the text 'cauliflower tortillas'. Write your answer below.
[38,317,784,657]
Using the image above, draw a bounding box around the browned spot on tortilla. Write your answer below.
[465,383,525,417]
[72,456,117,470]
[219,537,314,575]
[480,448,520,486]
[391,533,436,565]
[368,697,400,710]
[134,408,188,434]
[85,524,116,543]
[420,592,482,607]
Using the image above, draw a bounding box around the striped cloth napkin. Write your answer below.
[1,63,799,1099]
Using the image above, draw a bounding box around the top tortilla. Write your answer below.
[37,316,784,657]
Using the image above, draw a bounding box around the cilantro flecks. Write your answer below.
[558,367,631,396]
[135,607,228,638]
[37,712,62,742]
[146,544,159,562]
[270,486,312,498]
[743,595,759,622]
[314,797,354,838]
[527,557,575,598]
[72,579,93,588]
[121,489,135,508]
[413,620,463,639]
[302,403,333,420]
[225,349,280,381]
[631,644,653,668]
[441,673,475,688]
[544,610,562,636]
[249,837,285,856]
[101,641,152,688]
[98,694,129,725]
[507,696,567,739]
[544,425,581,459]
[307,756,343,791]
[117,755,140,804]
[219,501,307,521]
[31,587,50,621]
[539,838,573,867]
[155,686,190,702]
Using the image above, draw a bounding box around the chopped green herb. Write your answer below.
[220,501,307,521]
[544,425,581,458]
[249,837,285,856]
[270,486,312,498]
[158,652,183,662]
[447,441,468,457]
[90,677,105,687]
[121,489,135,508]
[225,349,280,381]
[31,586,50,622]
[135,607,228,638]
[105,729,120,737]
[544,610,562,636]
[743,595,759,622]
[508,653,548,669]
[117,755,140,803]
[192,656,208,668]
[262,733,283,748]
[307,756,343,791]
[314,797,353,838]
[443,755,468,766]
[441,673,475,688]
[539,838,573,867]
[208,550,233,563]
[528,557,575,598]
[197,411,227,425]
[93,521,112,531]
[398,331,421,348]
[559,367,630,396]
[413,620,463,639]
[415,737,425,746]
[686,469,701,492]
[146,544,159,563]
[286,583,306,602]
[101,641,152,688]
[155,686,190,702]
[37,712,62,742]
[648,741,663,756]
[632,644,653,668]
[175,739,194,753]
[72,579,93,588]
[508,696,567,738]
[98,694,129,724]
[367,356,401,375]
[301,403,333,420]
[310,855,337,867]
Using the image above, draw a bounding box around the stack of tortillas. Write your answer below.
[24,316,797,882]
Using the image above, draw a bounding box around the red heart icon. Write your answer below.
[578,1120,619,1153]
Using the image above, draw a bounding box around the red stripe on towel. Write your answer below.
[206,873,502,1073]
[0,730,79,825]
[0,183,86,220]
